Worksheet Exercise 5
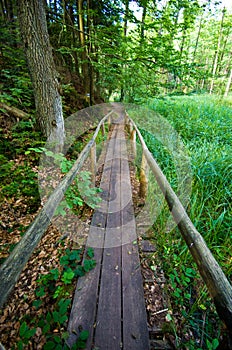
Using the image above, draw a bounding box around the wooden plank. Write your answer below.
[67,213,106,348]
[94,128,122,349]
[120,130,150,350]
[122,241,150,350]
[67,128,117,348]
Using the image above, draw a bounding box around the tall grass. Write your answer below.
[143,95,232,348]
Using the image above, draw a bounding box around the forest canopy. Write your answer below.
[1,0,232,113]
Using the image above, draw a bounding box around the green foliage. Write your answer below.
[18,247,95,349]
[26,147,102,215]
[144,95,231,348]
[0,153,40,211]
[0,18,34,111]
[55,169,102,214]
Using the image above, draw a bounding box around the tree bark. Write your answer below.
[123,0,129,37]
[18,0,65,151]
[209,7,226,94]
[0,102,29,119]
[192,15,203,64]
[78,0,89,96]
[140,0,147,43]
[224,68,232,97]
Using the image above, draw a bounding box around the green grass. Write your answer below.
[136,94,231,348]
[147,95,232,252]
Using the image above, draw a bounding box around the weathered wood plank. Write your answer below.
[66,211,106,349]
[67,126,118,348]
[120,130,150,350]
[122,241,150,350]
[94,128,122,349]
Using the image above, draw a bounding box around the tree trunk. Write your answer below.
[224,68,232,97]
[140,0,147,43]
[209,7,226,94]
[124,0,129,37]
[18,0,65,151]
[0,102,29,120]
[192,15,203,64]
[78,0,89,95]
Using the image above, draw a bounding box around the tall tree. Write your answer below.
[18,0,65,150]
[209,7,226,94]
[224,67,232,97]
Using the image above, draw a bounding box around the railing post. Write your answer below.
[108,115,112,132]
[128,121,133,134]
[101,122,105,138]
[130,128,136,158]
[90,142,96,185]
[125,112,129,128]
[139,151,148,199]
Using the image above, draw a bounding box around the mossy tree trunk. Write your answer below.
[18,0,65,151]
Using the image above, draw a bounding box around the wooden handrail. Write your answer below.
[0,111,113,308]
[127,116,232,333]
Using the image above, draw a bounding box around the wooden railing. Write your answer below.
[0,111,114,308]
[125,114,232,334]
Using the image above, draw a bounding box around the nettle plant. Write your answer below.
[26,147,102,215]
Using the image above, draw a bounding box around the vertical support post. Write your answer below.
[101,122,105,138]
[139,152,148,198]
[130,129,136,159]
[125,113,129,128]
[128,121,133,134]
[108,115,111,132]
[90,142,96,185]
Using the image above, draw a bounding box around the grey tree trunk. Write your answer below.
[224,68,232,97]
[209,7,226,95]
[18,0,65,150]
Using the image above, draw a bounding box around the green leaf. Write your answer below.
[58,298,71,314]
[166,313,172,322]
[62,269,75,284]
[79,330,89,341]
[53,286,63,299]
[69,250,81,261]
[46,312,52,323]
[212,339,219,350]
[24,328,36,339]
[52,311,60,323]
[51,268,60,280]
[83,259,96,272]
[74,266,85,277]
[42,323,50,334]
[59,314,68,324]
[17,340,24,350]
[55,345,63,350]
[19,321,27,337]
[86,248,94,259]
[60,255,69,266]
[53,335,62,343]
[44,341,56,350]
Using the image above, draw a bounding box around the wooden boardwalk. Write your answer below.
[67,114,150,349]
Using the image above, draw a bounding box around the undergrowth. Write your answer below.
[16,246,95,349]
